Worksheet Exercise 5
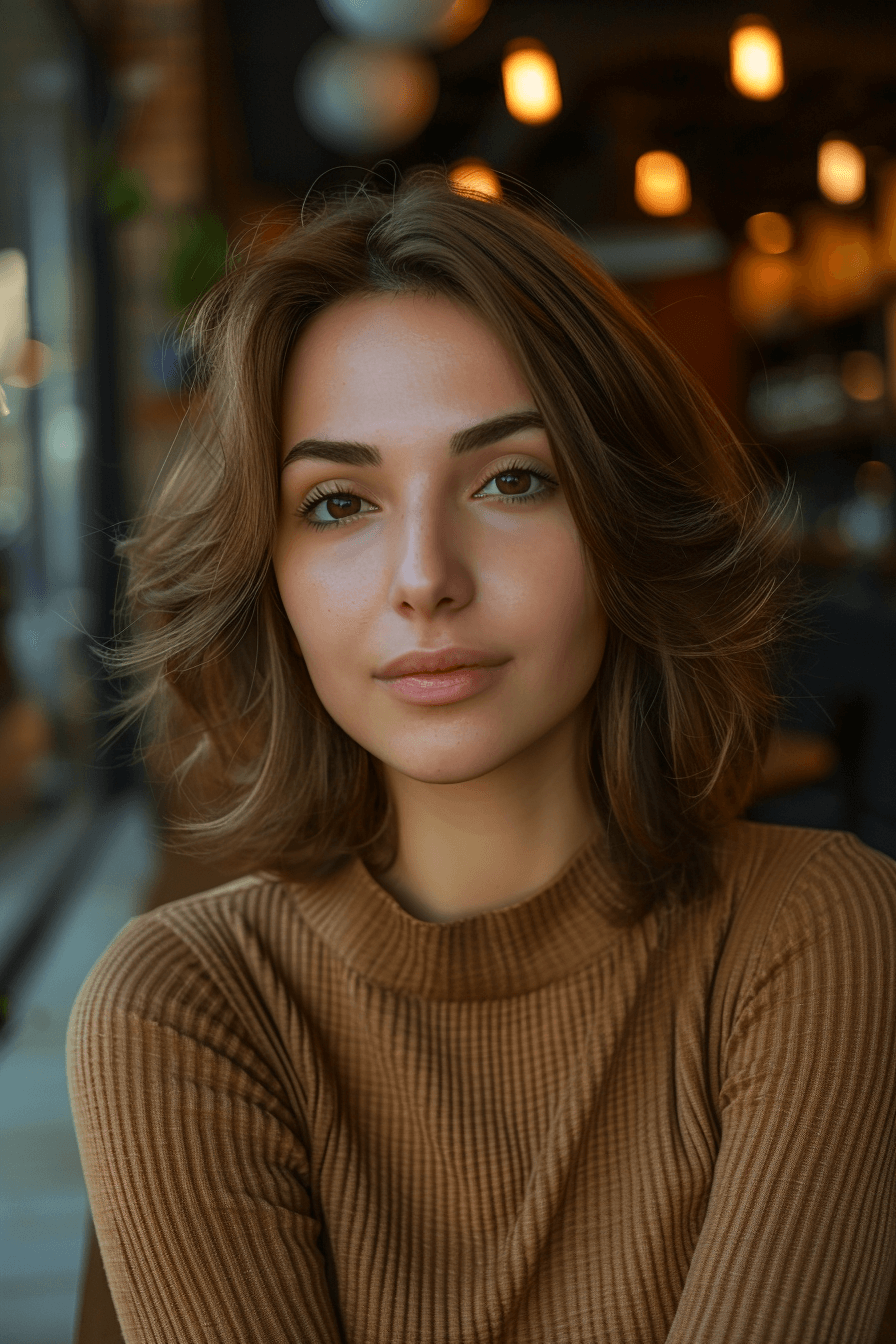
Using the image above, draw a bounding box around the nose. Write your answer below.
[387,490,476,619]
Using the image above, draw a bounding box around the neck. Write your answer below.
[378,714,601,923]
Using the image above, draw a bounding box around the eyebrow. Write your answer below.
[281,410,546,472]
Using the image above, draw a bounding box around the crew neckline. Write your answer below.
[291,828,631,1000]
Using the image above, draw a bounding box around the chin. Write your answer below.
[374,734,530,787]
[391,761,500,786]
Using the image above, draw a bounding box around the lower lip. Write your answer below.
[377,664,508,706]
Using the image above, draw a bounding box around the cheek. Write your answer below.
[274,544,380,682]
[497,525,604,669]
[546,583,606,695]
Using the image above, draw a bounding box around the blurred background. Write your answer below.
[0,0,895,1340]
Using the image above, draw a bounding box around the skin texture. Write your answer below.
[273,292,609,921]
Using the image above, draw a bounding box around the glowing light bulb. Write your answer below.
[634,151,691,217]
[818,139,866,205]
[448,159,502,199]
[729,17,784,100]
[745,211,794,255]
[502,41,562,125]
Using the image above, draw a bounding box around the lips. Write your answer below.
[374,647,507,679]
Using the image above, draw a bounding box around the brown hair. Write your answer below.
[101,167,814,924]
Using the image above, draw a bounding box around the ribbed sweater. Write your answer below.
[67,820,896,1344]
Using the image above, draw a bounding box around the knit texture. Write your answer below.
[67,820,896,1343]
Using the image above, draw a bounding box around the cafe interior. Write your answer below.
[1,0,895,1340]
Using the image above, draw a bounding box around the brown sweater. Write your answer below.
[66,820,896,1343]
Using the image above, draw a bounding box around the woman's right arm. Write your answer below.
[66,913,346,1344]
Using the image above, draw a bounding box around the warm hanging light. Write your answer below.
[501,39,562,125]
[429,0,491,48]
[840,351,885,402]
[745,211,794,255]
[4,340,50,389]
[318,0,455,42]
[730,249,795,329]
[634,151,691,217]
[818,139,866,205]
[296,37,439,153]
[729,16,785,101]
[795,209,876,320]
[448,159,502,199]
[877,160,896,272]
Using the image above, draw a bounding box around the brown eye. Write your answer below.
[495,471,531,495]
[326,494,360,518]
[301,488,378,528]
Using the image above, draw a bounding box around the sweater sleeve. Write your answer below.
[667,833,896,1344]
[66,911,345,1344]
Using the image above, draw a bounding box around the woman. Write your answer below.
[67,170,896,1343]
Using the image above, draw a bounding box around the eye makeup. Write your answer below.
[295,456,559,531]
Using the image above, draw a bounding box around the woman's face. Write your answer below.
[273,291,608,786]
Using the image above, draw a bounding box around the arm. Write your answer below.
[66,913,345,1344]
[667,834,896,1344]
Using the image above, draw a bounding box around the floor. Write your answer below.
[0,792,157,1344]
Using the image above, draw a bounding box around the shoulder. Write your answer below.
[65,873,324,1146]
[68,869,326,1035]
[722,819,896,947]
[710,822,896,1040]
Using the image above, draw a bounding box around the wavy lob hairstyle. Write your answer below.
[103,167,813,924]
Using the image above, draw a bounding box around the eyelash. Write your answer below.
[296,459,559,532]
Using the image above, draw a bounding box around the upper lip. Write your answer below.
[374,647,508,679]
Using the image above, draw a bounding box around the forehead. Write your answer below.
[281,292,532,441]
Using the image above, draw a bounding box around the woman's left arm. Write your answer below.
[667,833,896,1344]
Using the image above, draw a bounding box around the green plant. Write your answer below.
[167,212,229,314]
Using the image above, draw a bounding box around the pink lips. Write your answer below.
[374,647,509,706]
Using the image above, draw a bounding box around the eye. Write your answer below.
[473,463,557,504]
[299,489,378,530]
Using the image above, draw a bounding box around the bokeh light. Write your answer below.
[4,340,50,390]
[796,211,876,319]
[817,139,866,205]
[448,159,502,199]
[877,161,896,273]
[295,36,438,153]
[317,0,455,42]
[730,249,795,329]
[745,211,794,255]
[634,151,691,217]
[854,459,895,501]
[502,40,562,125]
[840,351,885,402]
[429,0,491,48]
[729,17,785,100]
